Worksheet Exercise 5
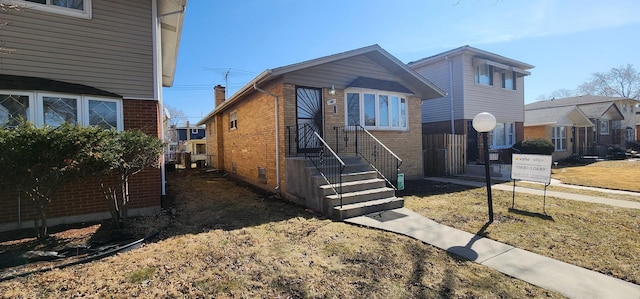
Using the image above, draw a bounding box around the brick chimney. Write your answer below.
[214,85,226,109]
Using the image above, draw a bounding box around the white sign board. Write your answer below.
[511,154,552,184]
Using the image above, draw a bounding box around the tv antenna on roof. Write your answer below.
[204,67,254,98]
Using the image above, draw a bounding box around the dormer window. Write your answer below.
[13,0,91,18]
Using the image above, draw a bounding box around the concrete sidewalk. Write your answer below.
[345,208,640,298]
[425,177,640,210]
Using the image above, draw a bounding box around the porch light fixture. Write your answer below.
[329,85,336,95]
[472,112,497,223]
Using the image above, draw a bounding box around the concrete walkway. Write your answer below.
[345,208,640,298]
[425,177,640,210]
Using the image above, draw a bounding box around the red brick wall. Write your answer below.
[0,99,161,230]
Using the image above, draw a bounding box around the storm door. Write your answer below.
[296,86,323,153]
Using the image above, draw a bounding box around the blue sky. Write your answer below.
[163,0,640,125]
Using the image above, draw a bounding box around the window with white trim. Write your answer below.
[552,126,566,151]
[0,90,122,130]
[475,64,494,86]
[345,89,407,130]
[502,71,516,90]
[600,119,609,135]
[13,0,91,18]
[489,122,515,148]
[229,111,237,130]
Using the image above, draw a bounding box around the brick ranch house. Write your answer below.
[198,45,444,220]
[0,0,187,232]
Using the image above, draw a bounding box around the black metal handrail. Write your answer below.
[333,125,403,190]
[290,124,346,207]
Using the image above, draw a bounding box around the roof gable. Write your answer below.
[347,77,413,94]
[525,105,592,127]
[198,45,445,125]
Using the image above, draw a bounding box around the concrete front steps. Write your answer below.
[312,156,404,221]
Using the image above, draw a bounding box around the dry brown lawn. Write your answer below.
[0,171,562,298]
[551,160,640,192]
[402,180,640,285]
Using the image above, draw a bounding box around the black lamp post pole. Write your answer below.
[482,132,494,223]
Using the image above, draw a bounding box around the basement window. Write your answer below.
[258,167,267,184]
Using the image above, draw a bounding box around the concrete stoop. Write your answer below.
[307,156,404,221]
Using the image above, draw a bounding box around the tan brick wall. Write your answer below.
[208,80,284,192]
[524,125,547,140]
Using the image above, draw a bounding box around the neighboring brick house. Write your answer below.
[525,96,639,159]
[0,0,186,232]
[523,105,593,161]
[408,46,534,171]
[198,45,444,217]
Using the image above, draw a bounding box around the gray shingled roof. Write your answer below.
[525,96,636,110]
[525,105,592,127]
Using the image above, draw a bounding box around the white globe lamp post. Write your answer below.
[472,112,497,223]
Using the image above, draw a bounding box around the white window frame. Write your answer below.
[229,110,237,130]
[0,90,35,126]
[600,119,609,135]
[191,128,199,134]
[84,96,123,131]
[37,92,81,127]
[0,90,122,130]
[552,126,566,151]
[501,71,516,90]
[6,0,92,19]
[475,64,494,86]
[344,88,409,131]
[489,122,515,149]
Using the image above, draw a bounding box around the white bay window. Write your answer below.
[346,89,408,130]
[0,90,122,130]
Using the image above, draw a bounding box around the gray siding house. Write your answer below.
[0,0,187,231]
[408,46,534,167]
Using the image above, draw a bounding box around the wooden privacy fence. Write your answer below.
[423,134,465,177]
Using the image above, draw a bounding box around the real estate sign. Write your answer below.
[511,154,552,184]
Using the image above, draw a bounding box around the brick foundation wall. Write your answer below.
[0,99,161,231]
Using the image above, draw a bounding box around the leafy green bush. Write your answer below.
[0,122,105,239]
[511,138,555,155]
[0,122,163,237]
[90,129,164,228]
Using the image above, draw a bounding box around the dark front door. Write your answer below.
[467,120,479,164]
[296,86,323,153]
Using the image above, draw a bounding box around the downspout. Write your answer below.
[253,83,280,191]
[152,0,166,197]
[446,55,454,135]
